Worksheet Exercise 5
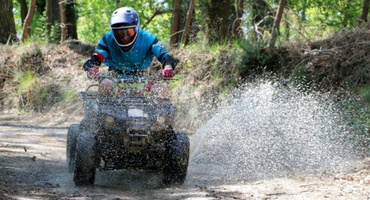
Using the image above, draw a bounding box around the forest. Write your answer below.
[1,0,368,46]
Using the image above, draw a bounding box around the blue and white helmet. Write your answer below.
[111,7,140,49]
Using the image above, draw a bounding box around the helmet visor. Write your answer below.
[117,28,136,37]
[113,26,137,45]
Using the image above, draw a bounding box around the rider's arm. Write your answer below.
[150,38,176,69]
[83,34,109,71]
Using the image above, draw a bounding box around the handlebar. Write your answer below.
[97,71,174,83]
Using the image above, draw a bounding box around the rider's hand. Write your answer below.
[87,68,99,79]
[83,55,101,71]
[161,65,174,78]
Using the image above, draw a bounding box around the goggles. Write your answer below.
[116,28,136,38]
[112,25,138,46]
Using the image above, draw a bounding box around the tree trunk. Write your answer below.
[0,0,17,44]
[64,0,78,40]
[21,0,37,42]
[232,0,244,39]
[46,0,61,43]
[60,0,67,42]
[17,0,28,27]
[269,0,286,49]
[181,0,195,46]
[205,0,232,45]
[359,0,370,25]
[170,0,182,47]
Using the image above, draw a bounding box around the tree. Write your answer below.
[181,0,195,46]
[17,0,28,28]
[46,0,61,43]
[21,0,37,42]
[0,0,17,44]
[359,0,370,25]
[232,0,244,39]
[270,0,286,48]
[65,0,78,40]
[170,0,182,47]
[247,0,273,39]
[60,0,67,42]
[204,0,232,45]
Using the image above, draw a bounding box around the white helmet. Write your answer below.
[111,7,140,49]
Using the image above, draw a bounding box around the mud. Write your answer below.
[0,113,369,200]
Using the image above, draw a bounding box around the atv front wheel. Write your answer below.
[66,124,79,173]
[163,131,190,185]
[73,132,97,186]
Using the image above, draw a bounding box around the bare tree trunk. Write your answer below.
[232,0,244,39]
[65,0,78,40]
[46,0,61,43]
[204,0,232,45]
[17,0,28,27]
[0,0,17,44]
[181,0,195,46]
[269,0,286,49]
[170,0,182,47]
[21,0,37,42]
[359,0,370,25]
[60,0,67,42]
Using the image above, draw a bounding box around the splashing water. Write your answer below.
[188,81,364,184]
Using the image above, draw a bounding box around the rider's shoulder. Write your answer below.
[139,29,156,39]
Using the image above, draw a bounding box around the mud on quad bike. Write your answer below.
[66,72,190,186]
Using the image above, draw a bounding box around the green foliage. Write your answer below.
[76,0,172,44]
[15,69,36,95]
[12,0,23,34]
[287,0,362,39]
[11,0,365,46]
[76,0,113,44]
[236,38,272,78]
[14,70,53,112]
[353,84,370,105]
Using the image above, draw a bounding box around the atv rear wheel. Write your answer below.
[163,131,190,185]
[66,124,79,173]
[73,132,97,186]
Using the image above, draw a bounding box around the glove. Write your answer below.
[87,68,99,79]
[161,67,174,78]
[83,55,101,71]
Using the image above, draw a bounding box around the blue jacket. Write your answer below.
[94,29,171,72]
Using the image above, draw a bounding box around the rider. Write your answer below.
[82,7,176,96]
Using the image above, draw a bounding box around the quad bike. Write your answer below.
[66,72,190,186]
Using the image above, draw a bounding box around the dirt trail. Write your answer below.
[0,113,369,200]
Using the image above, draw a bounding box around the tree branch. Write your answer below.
[141,10,167,29]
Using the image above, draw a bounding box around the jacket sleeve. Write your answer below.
[94,33,110,61]
[150,38,176,69]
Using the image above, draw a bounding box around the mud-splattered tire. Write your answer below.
[73,132,97,186]
[66,124,79,173]
[163,132,190,185]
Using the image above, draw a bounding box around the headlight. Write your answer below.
[128,108,148,117]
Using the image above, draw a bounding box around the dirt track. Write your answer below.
[0,113,369,200]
